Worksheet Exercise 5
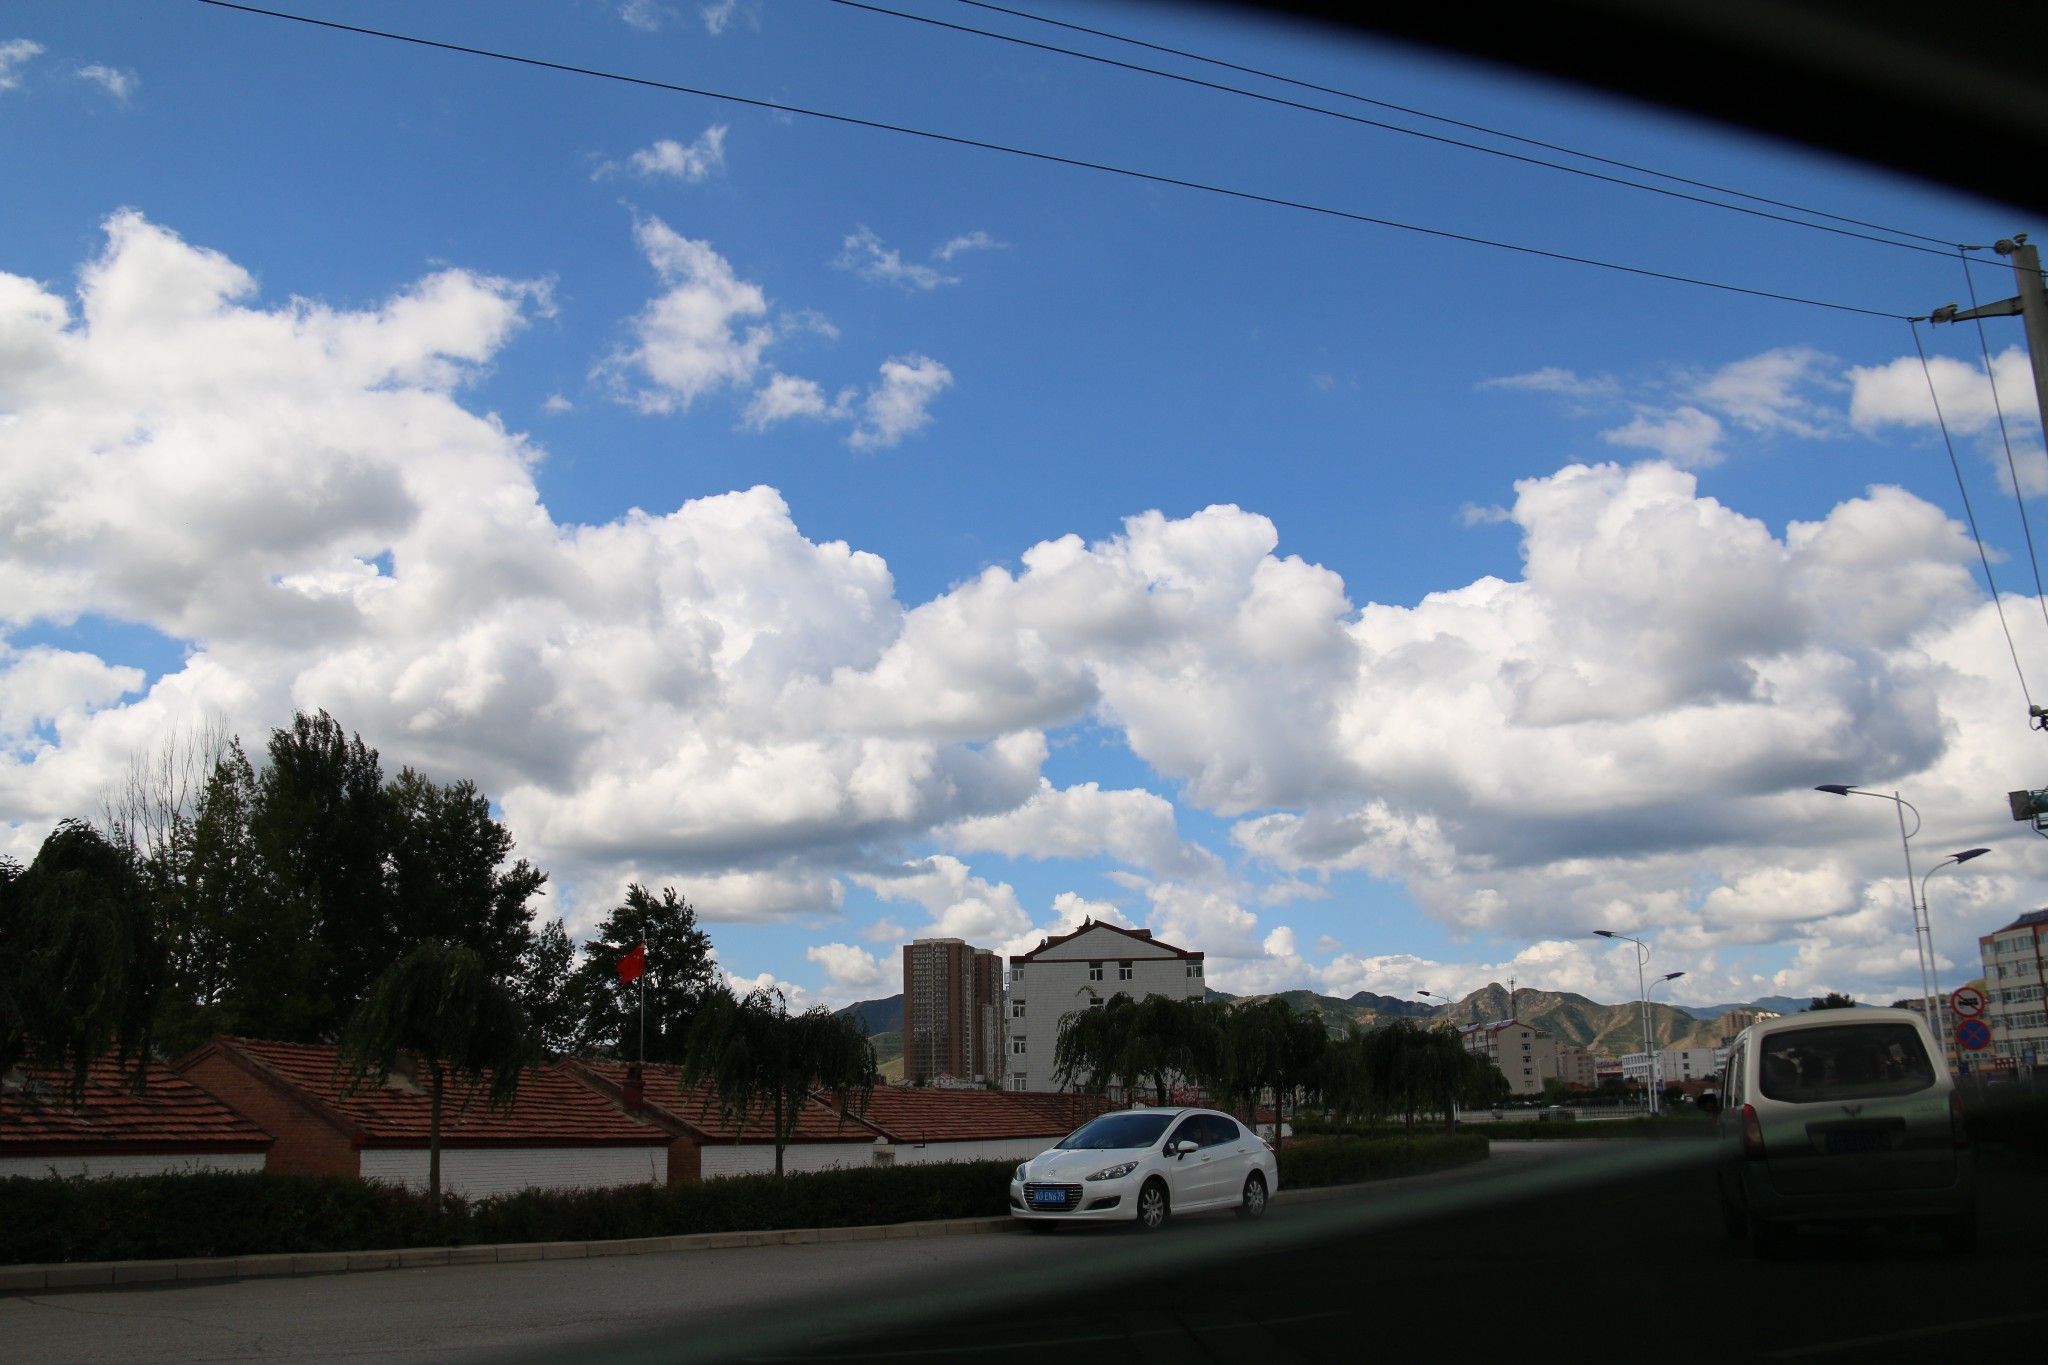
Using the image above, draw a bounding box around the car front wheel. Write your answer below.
[1135,1179,1170,1232]
[1236,1171,1268,1220]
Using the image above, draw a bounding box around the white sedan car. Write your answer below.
[1009,1107,1278,1231]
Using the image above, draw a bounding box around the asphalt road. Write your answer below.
[4,1141,2042,1364]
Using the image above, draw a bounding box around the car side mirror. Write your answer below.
[1174,1140,1198,1156]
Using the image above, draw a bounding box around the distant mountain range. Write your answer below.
[835,983,1801,1057]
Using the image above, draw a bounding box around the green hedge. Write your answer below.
[1473,1116,1713,1141]
[1277,1133,1487,1188]
[0,1160,1015,1267]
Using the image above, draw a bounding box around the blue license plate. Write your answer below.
[1825,1130,1884,1155]
[1031,1190,1068,1206]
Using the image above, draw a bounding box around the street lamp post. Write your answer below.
[1416,989,1458,1124]
[1595,930,1657,1115]
[1920,848,1991,1051]
[1815,785,1936,1031]
[1648,971,1685,1109]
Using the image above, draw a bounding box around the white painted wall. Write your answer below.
[359,1145,667,1198]
[698,1141,877,1179]
[0,1151,266,1180]
[889,1137,1056,1166]
[1008,927,1205,1092]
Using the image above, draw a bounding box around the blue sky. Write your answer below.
[6,0,2048,1013]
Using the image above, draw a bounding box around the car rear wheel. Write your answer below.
[1941,1213,1978,1256]
[1719,1189,1746,1240]
[1236,1171,1268,1220]
[1135,1180,1170,1232]
[1748,1213,1787,1261]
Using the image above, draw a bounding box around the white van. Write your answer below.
[1705,1007,1976,1257]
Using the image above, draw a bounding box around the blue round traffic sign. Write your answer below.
[1956,1017,1993,1052]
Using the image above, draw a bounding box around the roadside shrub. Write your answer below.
[1277,1134,1487,1189]
[0,1159,1018,1266]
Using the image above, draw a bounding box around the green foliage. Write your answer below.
[1323,1020,1505,1132]
[1469,1114,1713,1140]
[384,768,547,981]
[1277,1133,1489,1188]
[1806,992,1858,1011]
[0,1162,1017,1265]
[568,884,718,1061]
[678,987,875,1176]
[0,820,161,1096]
[338,941,540,1204]
[517,917,578,1055]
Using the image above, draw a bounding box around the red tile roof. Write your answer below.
[568,1059,881,1145]
[839,1087,1100,1144]
[182,1039,665,1149]
[1,1060,272,1154]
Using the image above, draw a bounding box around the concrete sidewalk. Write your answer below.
[0,1214,1012,1295]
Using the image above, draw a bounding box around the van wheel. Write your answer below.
[1135,1180,1170,1232]
[1720,1191,1746,1240]
[1941,1213,1978,1256]
[1748,1214,1787,1260]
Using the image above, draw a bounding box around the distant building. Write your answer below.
[1891,988,1975,1074]
[1979,910,2048,1073]
[902,938,1003,1085]
[1718,1008,1781,1044]
[1621,1047,1727,1090]
[1,1059,272,1180]
[1004,918,1205,1093]
[1551,1046,1598,1091]
[1458,1019,1558,1096]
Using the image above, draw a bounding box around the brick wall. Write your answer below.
[178,1052,359,1178]
[667,1135,701,1183]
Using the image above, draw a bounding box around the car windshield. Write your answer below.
[1055,1112,1177,1150]
[1757,1024,1937,1102]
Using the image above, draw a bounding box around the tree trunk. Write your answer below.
[429,1063,444,1211]
[773,1092,785,1178]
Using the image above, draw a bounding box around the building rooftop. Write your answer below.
[568,1058,882,1145]
[2,1059,272,1154]
[1010,917,1202,964]
[179,1039,667,1149]
[1985,908,2048,937]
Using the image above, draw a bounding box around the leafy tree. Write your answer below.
[385,768,545,979]
[157,741,263,1053]
[570,885,718,1061]
[0,821,162,1097]
[250,711,392,1037]
[515,917,578,1054]
[338,940,539,1207]
[1806,992,1858,1012]
[678,987,874,1177]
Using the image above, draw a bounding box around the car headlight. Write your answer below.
[1015,1164,1029,1183]
[1086,1160,1139,1182]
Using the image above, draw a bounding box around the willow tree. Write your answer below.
[678,987,873,1177]
[338,940,538,1207]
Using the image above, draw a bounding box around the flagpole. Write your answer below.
[639,944,646,1066]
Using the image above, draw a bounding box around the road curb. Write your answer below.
[0,1215,1014,1296]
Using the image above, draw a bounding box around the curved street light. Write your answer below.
[1815,784,1935,1030]
[1594,930,1660,1115]
[1920,848,1991,1039]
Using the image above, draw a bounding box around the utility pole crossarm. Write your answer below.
[1930,297,2022,323]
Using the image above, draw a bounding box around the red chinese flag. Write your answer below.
[617,943,647,985]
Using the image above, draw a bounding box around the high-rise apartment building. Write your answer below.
[1980,909,2048,1073]
[1457,1019,1558,1096]
[902,939,1003,1085]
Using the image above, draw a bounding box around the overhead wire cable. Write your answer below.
[826,0,1969,263]
[1910,318,2034,710]
[192,1,1910,321]
[1957,246,2048,639]
[950,0,1972,255]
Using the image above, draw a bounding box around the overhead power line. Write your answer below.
[949,0,1978,258]
[192,0,1909,320]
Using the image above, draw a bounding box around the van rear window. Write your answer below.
[1756,1024,1935,1102]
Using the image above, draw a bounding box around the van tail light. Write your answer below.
[1950,1090,1970,1148]
[1740,1103,1765,1159]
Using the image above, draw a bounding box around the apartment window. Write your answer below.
[1012,1037,1027,1055]
[1187,962,1203,978]
[1011,1075,1027,1091]
[1089,962,1103,981]
[1012,966,1024,982]
[1011,1001,1025,1018]
[1118,961,1134,980]
[1089,997,1105,1010]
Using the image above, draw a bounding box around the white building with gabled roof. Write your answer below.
[1004,918,1205,1093]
